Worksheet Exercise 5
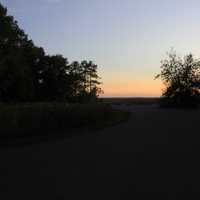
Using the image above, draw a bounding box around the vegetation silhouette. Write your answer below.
[0,3,102,103]
[0,3,132,145]
[155,50,200,108]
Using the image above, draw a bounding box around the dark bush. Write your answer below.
[0,103,129,139]
[158,96,199,109]
[155,50,200,108]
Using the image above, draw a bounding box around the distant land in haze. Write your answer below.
[101,96,160,98]
[2,2,200,200]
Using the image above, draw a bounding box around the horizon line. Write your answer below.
[100,96,160,98]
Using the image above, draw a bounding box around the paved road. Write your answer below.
[1,106,200,199]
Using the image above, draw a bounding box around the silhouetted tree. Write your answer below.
[155,50,200,107]
[38,55,70,101]
[80,60,102,99]
[0,3,35,102]
[0,3,103,103]
[67,61,83,101]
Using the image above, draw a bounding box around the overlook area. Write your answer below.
[1,1,200,199]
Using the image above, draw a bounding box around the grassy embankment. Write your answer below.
[0,102,130,144]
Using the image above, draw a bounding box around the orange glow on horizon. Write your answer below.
[100,79,163,97]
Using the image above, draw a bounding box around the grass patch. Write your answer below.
[0,102,130,145]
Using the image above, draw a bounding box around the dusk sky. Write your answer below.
[2,0,200,97]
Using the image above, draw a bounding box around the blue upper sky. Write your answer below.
[2,0,200,96]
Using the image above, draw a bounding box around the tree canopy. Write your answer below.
[0,3,102,103]
[155,50,200,107]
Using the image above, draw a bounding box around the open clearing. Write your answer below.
[1,105,200,199]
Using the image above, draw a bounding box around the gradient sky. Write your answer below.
[2,0,200,97]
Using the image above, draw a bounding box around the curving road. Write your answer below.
[1,105,200,199]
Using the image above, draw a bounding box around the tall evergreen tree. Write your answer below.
[80,60,102,97]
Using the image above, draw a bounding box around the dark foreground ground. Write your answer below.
[1,105,200,199]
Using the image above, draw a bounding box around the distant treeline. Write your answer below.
[0,3,102,103]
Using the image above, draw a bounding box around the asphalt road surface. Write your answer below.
[1,106,200,199]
